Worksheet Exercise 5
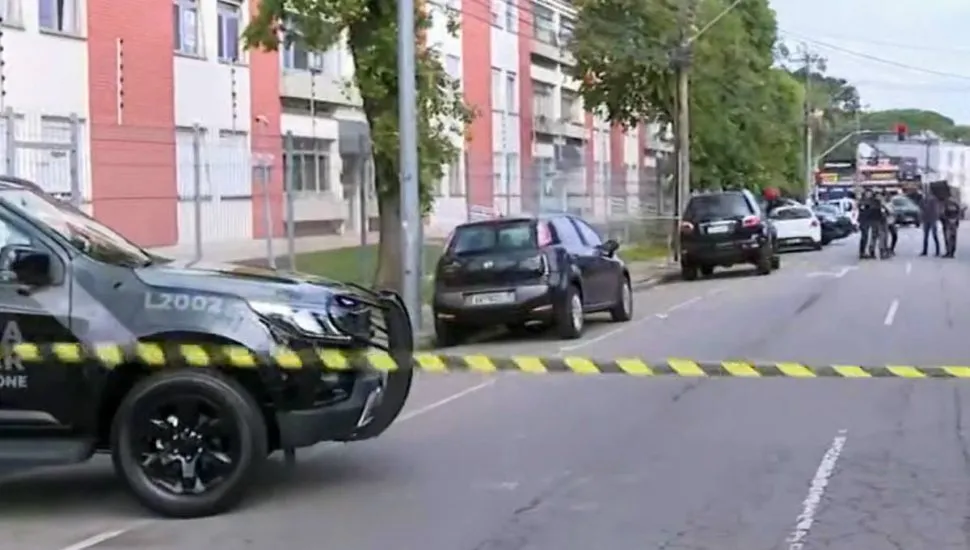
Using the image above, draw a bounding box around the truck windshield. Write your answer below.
[0,188,153,267]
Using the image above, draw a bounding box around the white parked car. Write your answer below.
[769,205,823,250]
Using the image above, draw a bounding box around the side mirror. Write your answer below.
[2,246,52,286]
[599,239,620,256]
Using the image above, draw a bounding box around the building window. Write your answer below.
[490,0,501,26]
[504,0,516,31]
[491,68,503,111]
[173,0,199,55]
[445,54,461,84]
[39,0,79,34]
[1,0,23,26]
[561,90,580,122]
[447,161,463,196]
[559,16,574,46]
[532,82,554,119]
[505,72,517,114]
[217,1,242,63]
[284,136,332,193]
[506,153,519,195]
[493,152,504,193]
[532,2,555,44]
[282,42,324,71]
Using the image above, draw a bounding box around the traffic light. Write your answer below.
[895,123,908,141]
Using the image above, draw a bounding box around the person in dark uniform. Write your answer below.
[883,193,898,257]
[942,196,961,257]
[858,190,885,259]
[919,193,941,256]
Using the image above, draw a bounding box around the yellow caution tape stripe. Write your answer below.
[5,343,970,378]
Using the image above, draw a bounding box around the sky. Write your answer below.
[770,0,970,124]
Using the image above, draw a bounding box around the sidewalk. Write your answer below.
[148,233,381,263]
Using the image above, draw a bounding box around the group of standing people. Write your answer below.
[857,190,898,259]
[857,190,961,259]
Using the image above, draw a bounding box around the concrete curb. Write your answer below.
[631,270,681,291]
[416,270,681,350]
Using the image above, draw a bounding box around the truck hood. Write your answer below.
[133,259,364,305]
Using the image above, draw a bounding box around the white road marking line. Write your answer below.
[558,326,626,352]
[55,381,498,550]
[653,295,703,320]
[785,429,848,550]
[57,520,153,550]
[807,266,855,278]
[396,379,497,422]
[905,261,912,275]
[560,292,706,352]
[884,299,899,326]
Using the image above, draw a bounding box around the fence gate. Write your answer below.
[1,109,81,206]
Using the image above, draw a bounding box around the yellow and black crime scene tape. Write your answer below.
[6,341,970,379]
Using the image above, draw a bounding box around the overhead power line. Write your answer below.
[778,29,970,82]
[782,29,970,55]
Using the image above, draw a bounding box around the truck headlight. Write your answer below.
[248,300,349,341]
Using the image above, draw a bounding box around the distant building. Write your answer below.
[857,131,970,201]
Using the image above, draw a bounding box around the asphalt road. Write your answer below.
[8,226,970,550]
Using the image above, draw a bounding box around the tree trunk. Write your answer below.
[373,157,404,294]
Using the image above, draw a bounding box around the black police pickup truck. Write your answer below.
[0,176,413,518]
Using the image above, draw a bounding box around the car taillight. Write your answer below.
[680,221,694,233]
[742,215,761,228]
[537,223,553,246]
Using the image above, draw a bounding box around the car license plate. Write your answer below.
[706,225,731,234]
[465,292,515,306]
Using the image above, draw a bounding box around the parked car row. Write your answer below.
[429,190,855,347]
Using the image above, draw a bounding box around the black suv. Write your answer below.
[0,176,413,518]
[679,190,779,280]
[432,214,633,345]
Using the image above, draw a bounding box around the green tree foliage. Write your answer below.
[570,0,804,193]
[244,0,474,290]
[783,62,862,161]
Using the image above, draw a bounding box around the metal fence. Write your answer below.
[0,110,676,284]
[0,111,382,269]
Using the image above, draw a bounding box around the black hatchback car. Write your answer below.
[679,190,780,280]
[889,195,920,226]
[432,214,633,346]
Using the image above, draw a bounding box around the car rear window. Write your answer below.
[771,207,812,220]
[447,221,536,255]
[685,194,751,220]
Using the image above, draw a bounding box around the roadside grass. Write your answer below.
[292,243,443,299]
[620,243,671,263]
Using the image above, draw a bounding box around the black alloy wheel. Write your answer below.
[111,370,267,518]
[134,394,239,495]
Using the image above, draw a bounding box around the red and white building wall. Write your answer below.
[0,0,652,247]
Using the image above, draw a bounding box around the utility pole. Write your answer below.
[671,1,696,262]
[397,0,422,329]
[672,0,744,259]
[799,45,824,203]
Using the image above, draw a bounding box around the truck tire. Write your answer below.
[110,369,268,518]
